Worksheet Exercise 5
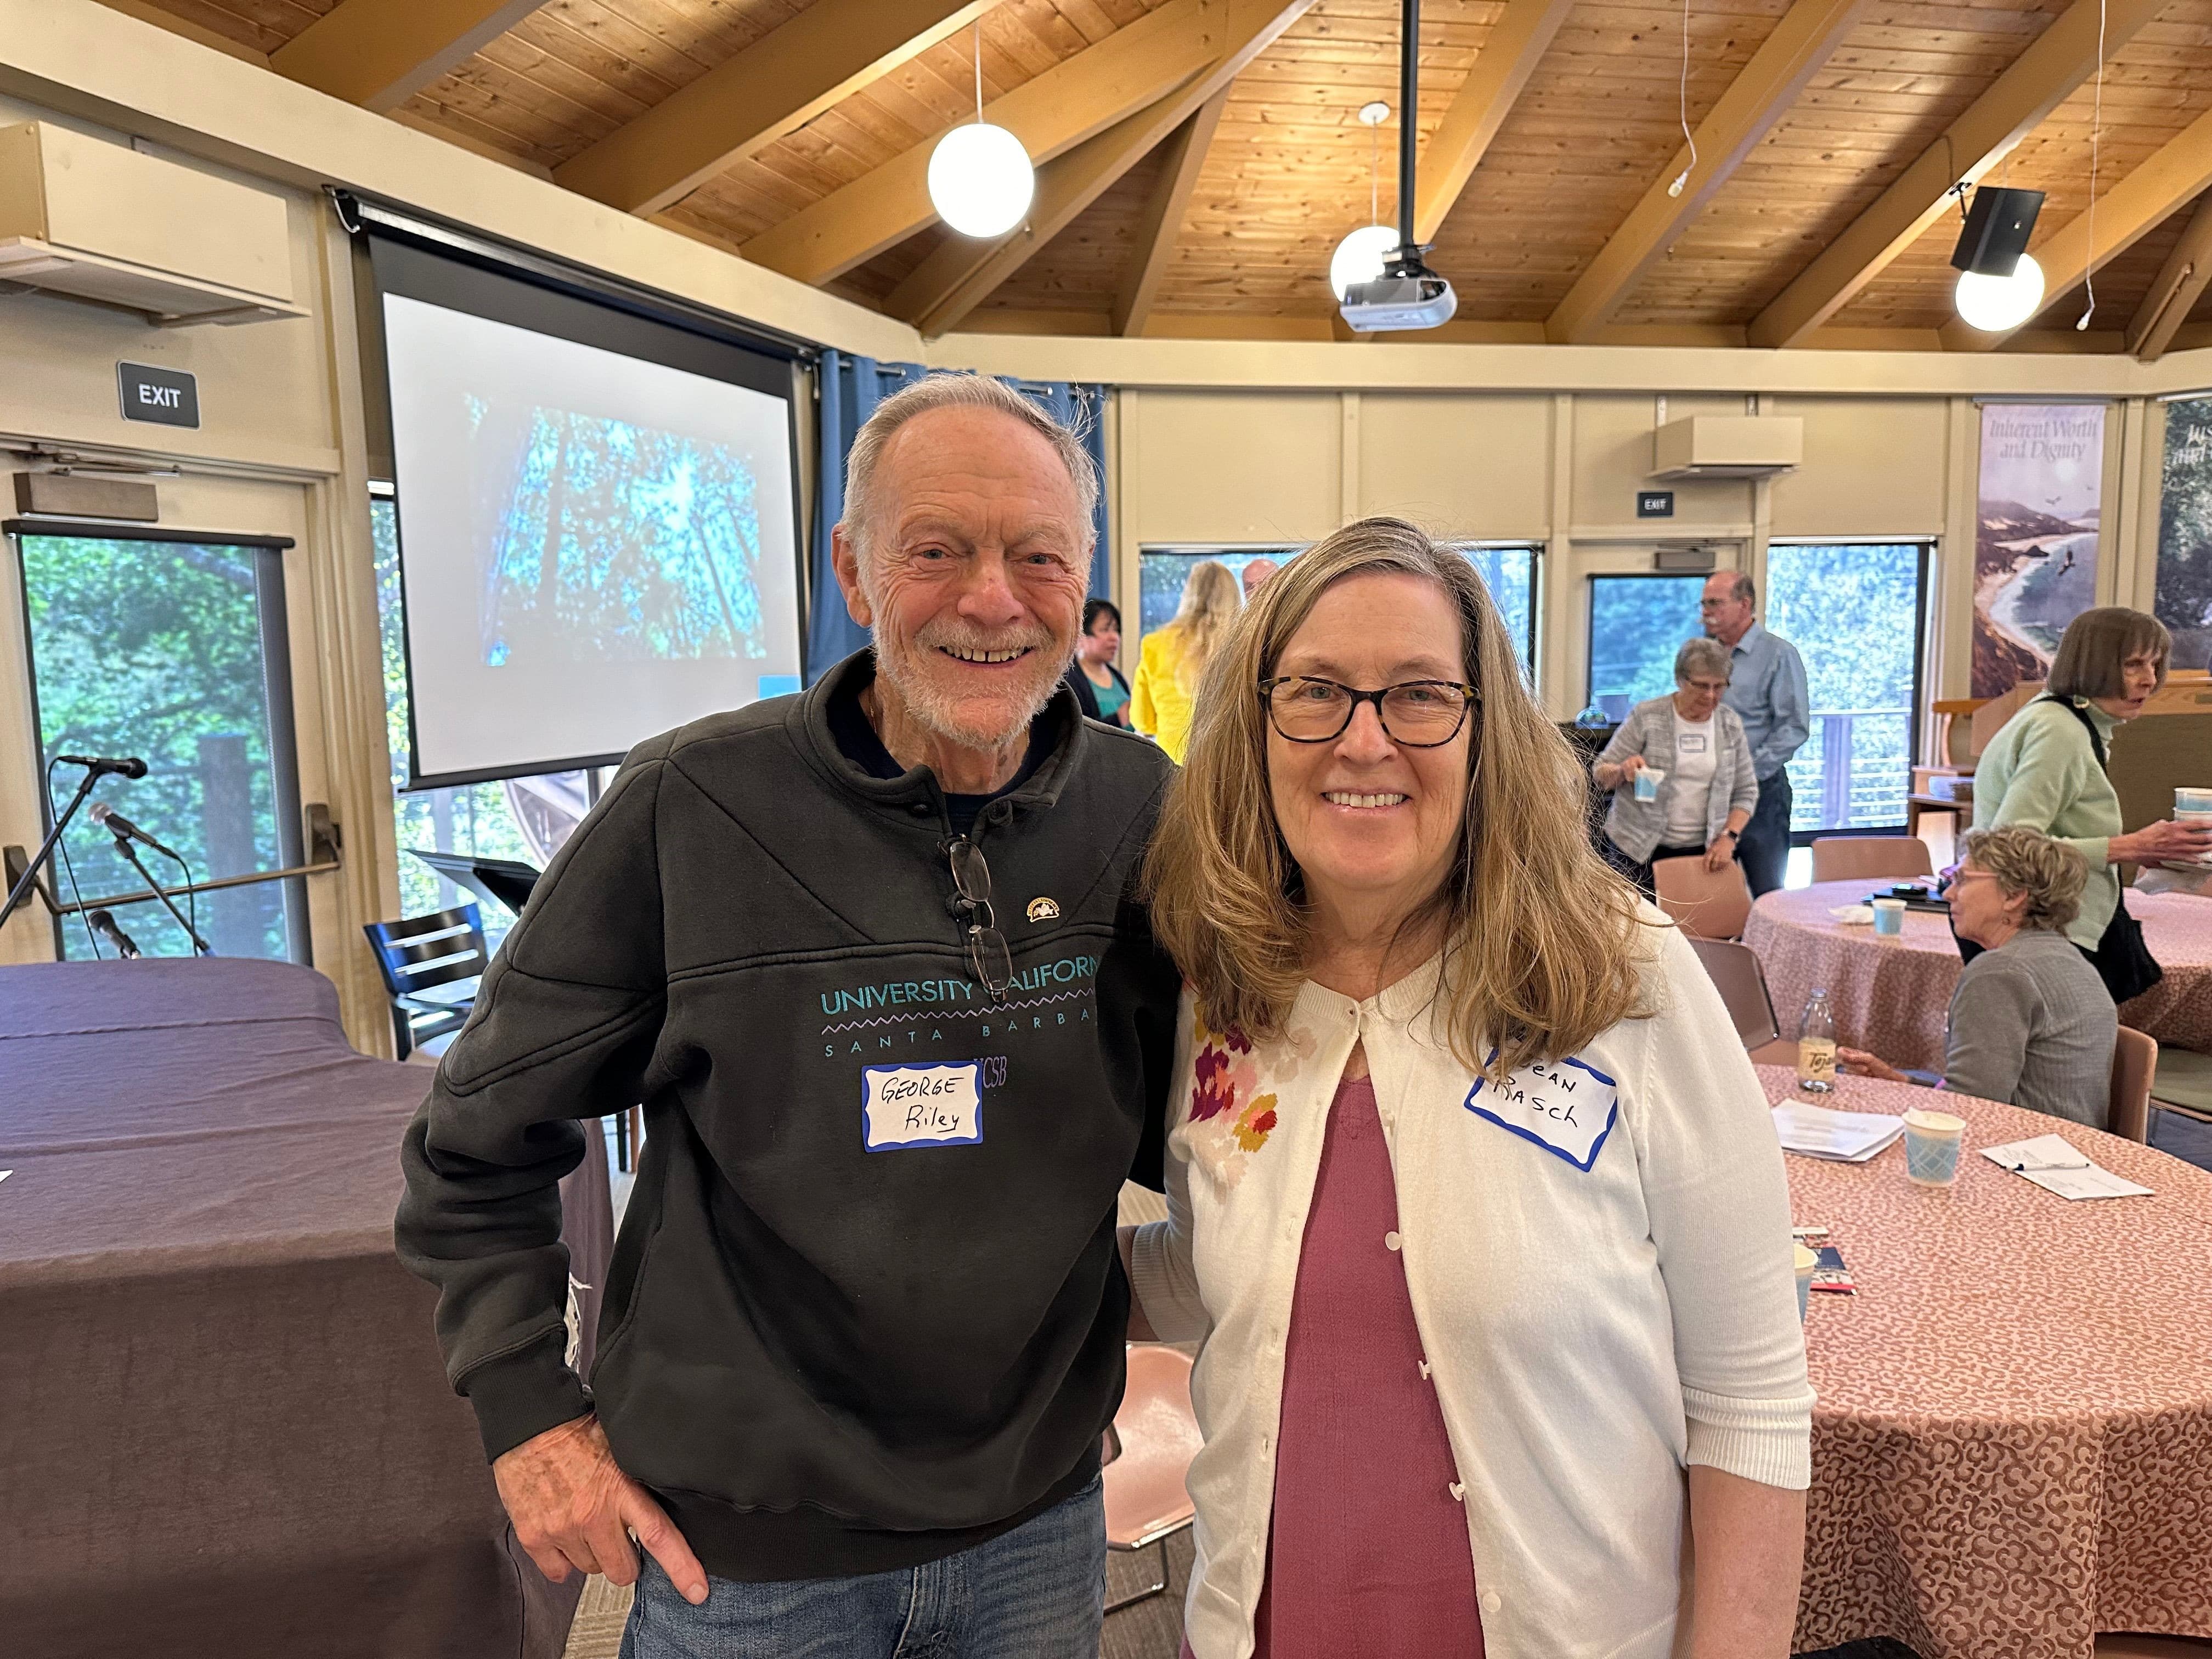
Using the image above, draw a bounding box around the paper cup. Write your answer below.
[1794,1243,1818,1322]
[2176,803,2212,866]
[1634,768,1664,802]
[1903,1108,1967,1186]
[1872,896,1906,936]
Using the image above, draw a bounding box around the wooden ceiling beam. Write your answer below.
[1746,0,2169,350]
[268,0,551,112]
[554,0,994,218]
[743,0,1231,286]
[89,0,269,66]
[886,0,1316,338]
[2127,193,2212,363]
[1545,0,1866,344]
[1111,89,1229,337]
[1410,0,1576,245]
[1943,105,2212,352]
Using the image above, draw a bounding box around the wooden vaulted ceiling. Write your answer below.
[102,0,2212,352]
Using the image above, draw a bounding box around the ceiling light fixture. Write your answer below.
[927,24,1034,239]
[1949,182,2046,332]
[1329,101,1397,302]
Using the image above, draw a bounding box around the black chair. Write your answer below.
[363,904,490,1061]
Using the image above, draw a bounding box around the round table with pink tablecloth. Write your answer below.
[1745,880,2212,1069]
[1767,1066,2212,1658]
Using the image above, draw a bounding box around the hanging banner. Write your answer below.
[2156,396,2212,673]
[1973,403,2106,697]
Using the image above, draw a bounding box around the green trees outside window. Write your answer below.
[18,532,300,961]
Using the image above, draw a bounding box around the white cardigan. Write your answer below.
[1130,913,1813,1659]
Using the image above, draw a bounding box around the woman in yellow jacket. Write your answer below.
[1132,559,1242,763]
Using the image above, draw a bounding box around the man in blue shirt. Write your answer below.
[1702,570,1809,896]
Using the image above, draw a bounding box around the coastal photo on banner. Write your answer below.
[2157,396,2212,673]
[1974,403,2107,697]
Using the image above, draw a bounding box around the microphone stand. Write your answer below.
[0,764,103,929]
[106,831,212,956]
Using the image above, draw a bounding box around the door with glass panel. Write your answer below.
[7,500,314,963]
[1764,541,1929,837]
[1583,573,1707,720]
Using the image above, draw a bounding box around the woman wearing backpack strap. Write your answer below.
[1968,607,2212,1003]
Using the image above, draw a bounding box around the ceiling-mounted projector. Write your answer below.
[1338,0,1455,334]
[1341,270,1458,332]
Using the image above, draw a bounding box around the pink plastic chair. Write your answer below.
[1100,1345,1202,1612]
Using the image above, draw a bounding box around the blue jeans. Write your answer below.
[619,1478,1106,1659]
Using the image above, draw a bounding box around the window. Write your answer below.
[1137,548,1297,636]
[1137,544,1539,680]
[371,495,595,949]
[1585,574,1707,720]
[1765,541,1928,836]
[1460,544,1538,684]
[14,527,306,962]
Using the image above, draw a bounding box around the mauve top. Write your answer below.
[1183,1071,1485,1658]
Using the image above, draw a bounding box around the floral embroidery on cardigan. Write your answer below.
[1182,1007,1297,1184]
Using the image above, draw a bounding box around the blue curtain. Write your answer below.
[805,351,1113,682]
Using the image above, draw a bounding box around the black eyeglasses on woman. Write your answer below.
[1258,676,1479,747]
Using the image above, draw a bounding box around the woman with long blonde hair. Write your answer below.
[1121,517,1812,1659]
[1130,558,1241,763]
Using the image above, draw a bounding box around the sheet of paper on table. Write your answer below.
[1772,1104,1906,1162]
[1982,1133,2089,1171]
[1982,1135,2154,1200]
[0,1169,10,1186]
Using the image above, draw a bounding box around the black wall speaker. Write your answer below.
[1950,186,2044,276]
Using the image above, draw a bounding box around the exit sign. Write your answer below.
[1637,490,1675,518]
[118,362,200,428]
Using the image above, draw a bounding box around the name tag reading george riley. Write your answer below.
[1464,1053,1619,1171]
[862,1061,984,1150]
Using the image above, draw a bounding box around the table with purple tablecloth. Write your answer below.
[1747,880,2212,1069]
[0,957,612,1658]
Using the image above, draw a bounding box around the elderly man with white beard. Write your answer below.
[397,374,1182,1658]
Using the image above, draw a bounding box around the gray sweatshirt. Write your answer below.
[1944,929,2117,1127]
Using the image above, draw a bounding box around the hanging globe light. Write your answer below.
[927,24,1034,239]
[1330,224,1399,302]
[1954,254,2045,332]
[928,122,1034,239]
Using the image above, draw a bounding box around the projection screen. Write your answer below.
[371,236,804,789]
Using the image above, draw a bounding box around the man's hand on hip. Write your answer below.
[493,1413,708,1604]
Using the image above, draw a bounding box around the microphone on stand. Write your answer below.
[56,754,148,779]
[91,803,185,865]
[89,909,143,959]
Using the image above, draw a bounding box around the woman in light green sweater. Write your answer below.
[1971,607,2212,1002]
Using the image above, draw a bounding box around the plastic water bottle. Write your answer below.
[1797,989,1837,1093]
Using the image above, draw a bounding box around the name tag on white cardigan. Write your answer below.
[862,1062,983,1150]
[1465,1053,1619,1171]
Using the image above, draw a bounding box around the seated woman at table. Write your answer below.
[1969,606,2212,1003]
[1590,636,1758,898]
[1840,826,2117,1127]
[1121,517,1813,1659]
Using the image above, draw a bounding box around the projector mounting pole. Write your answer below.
[1397,0,1418,264]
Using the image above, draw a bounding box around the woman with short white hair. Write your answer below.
[1592,636,1759,898]
[1842,825,2117,1126]
[1122,518,1812,1659]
